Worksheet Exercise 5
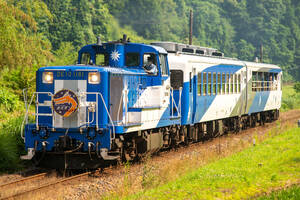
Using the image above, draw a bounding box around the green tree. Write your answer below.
[0,0,52,97]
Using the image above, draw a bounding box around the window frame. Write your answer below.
[203,72,207,96]
[222,73,225,94]
[80,52,91,65]
[95,53,109,66]
[217,72,221,95]
[213,72,217,95]
[126,52,140,67]
[170,70,183,90]
[159,54,168,76]
[197,72,202,96]
[226,73,230,94]
[207,72,212,95]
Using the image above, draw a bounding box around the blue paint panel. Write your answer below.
[269,69,282,73]
[181,64,244,125]
[156,106,180,128]
[248,91,271,114]
[203,64,243,73]
[181,82,191,125]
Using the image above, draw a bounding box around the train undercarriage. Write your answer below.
[35,109,279,169]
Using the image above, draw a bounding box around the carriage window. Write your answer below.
[159,54,168,76]
[218,73,221,94]
[234,74,238,93]
[230,74,234,93]
[273,73,278,90]
[126,53,140,66]
[252,71,279,91]
[238,74,241,93]
[213,73,216,95]
[96,53,109,66]
[170,70,183,90]
[80,53,91,65]
[208,72,212,95]
[203,72,207,96]
[198,73,202,95]
[226,73,230,94]
[252,72,257,92]
[258,72,263,91]
[222,73,225,94]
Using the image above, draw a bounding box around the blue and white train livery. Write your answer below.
[21,36,281,169]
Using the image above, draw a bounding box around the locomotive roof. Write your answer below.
[79,42,167,54]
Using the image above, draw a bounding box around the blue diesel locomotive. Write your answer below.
[21,35,282,169]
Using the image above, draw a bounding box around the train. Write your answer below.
[21,35,282,169]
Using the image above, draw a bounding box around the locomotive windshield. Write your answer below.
[125,53,140,66]
[96,53,109,66]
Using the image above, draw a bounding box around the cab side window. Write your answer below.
[125,53,140,66]
[143,53,157,75]
[80,53,91,65]
[159,54,168,76]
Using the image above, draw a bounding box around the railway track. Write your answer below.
[0,110,299,200]
[0,171,97,200]
[0,172,47,190]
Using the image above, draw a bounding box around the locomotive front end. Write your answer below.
[22,60,117,169]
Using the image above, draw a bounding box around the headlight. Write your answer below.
[42,72,53,84]
[88,72,100,84]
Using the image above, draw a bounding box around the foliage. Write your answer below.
[0,88,19,113]
[106,0,300,81]
[50,42,78,66]
[0,0,52,71]
[0,117,26,172]
[4,0,300,81]
[281,84,300,111]
[293,82,300,93]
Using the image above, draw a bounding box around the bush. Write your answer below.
[294,82,300,93]
[0,117,25,172]
[0,88,19,112]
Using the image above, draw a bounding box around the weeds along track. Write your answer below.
[0,171,98,200]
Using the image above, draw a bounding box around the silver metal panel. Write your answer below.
[110,75,123,122]
[54,79,86,128]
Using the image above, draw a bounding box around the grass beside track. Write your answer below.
[257,185,300,200]
[104,126,300,200]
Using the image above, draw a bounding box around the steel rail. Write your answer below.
[0,172,47,189]
[1,171,95,200]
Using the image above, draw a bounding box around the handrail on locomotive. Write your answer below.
[21,86,182,141]
[21,91,116,142]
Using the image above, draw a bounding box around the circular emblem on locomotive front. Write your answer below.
[52,89,79,117]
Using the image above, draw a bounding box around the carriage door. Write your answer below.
[241,64,249,114]
[192,68,197,123]
[170,70,183,116]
